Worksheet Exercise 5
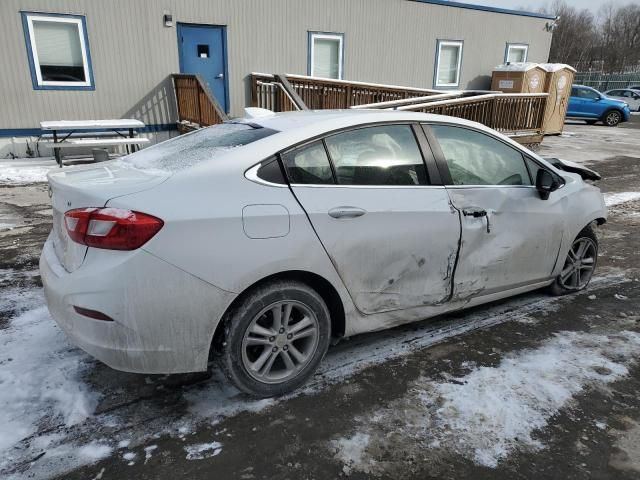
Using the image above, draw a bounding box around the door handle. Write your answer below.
[462,207,487,218]
[328,206,366,219]
[216,73,224,79]
[462,207,491,233]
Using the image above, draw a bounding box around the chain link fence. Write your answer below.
[575,72,640,91]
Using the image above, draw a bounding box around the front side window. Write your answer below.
[505,44,528,63]
[282,141,335,184]
[431,125,532,186]
[22,13,94,89]
[435,40,463,87]
[573,87,600,100]
[309,32,344,79]
[324,125,428,186]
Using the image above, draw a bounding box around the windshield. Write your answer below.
[120,123,278,173]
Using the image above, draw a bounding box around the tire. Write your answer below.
[220,280,331,397]
[585,120,598,125]
[549,225,598,296]
[603,110,622,127]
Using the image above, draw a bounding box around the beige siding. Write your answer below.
[0,0,552,129]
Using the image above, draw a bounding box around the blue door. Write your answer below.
[177,24,228,112]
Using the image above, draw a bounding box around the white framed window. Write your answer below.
[21,12,94,90]
[434,40,463,88]
[505,43,528,63]
[308,32,344,80]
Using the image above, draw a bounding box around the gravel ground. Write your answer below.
[1,119,639,480]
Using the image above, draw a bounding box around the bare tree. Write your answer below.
[543,1,640,73]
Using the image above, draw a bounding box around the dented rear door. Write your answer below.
[284,124,460,315]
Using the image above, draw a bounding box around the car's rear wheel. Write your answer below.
[220,280,331,397]
[603,110,622,127]
[550,226,598,296]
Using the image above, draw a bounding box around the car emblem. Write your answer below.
[67,201,72,207]
[47,185,53,198]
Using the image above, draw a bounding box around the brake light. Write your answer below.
[64,208,163,250]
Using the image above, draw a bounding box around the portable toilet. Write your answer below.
[539,63,576,135]
[490,63,546,94]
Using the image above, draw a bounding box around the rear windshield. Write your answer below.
[121,123,278,173]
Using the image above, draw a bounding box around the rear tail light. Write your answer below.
[64,207,163,250]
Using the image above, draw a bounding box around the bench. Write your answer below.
[40,137,150,148]
[40,119,146,167]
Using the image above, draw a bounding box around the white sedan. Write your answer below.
[40,110,607,397]
[604,88,640,111]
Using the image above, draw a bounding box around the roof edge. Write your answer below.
[410,0,556,20]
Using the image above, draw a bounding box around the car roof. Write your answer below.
[242,109,490,135]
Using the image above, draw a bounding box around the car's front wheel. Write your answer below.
[550,226,598,296]
[220,280,331,397]
[603,110,622,127]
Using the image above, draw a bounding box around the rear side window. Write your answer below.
[122,123,277,173]
[324,125,428,186]
[431,125,532,186]
[281,141,335,184]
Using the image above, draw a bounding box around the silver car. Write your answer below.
[604,88,640,111]
[40,110,607,397]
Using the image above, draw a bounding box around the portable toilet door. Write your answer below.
[540,64,576,135]
[490,63,546,94]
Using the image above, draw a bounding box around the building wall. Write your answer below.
[0,0,553,132]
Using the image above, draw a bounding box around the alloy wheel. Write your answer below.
[241,300,320,384]
[606,111,620,126]
[558,237,597,290]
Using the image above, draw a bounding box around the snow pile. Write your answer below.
[333,330,640,471]
[603,191,640,207]
[184,441,223,460]
[0,305,99,470]
[0,159,57,184]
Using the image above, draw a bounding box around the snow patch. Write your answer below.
[333,433,371,475]
[333,330,640,471]
[0,158,57,184]
[184,441,223,460]
[603,192,640,207]
[78,442,113,462]
[0,306,99,458]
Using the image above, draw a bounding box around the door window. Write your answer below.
[575,88,600,100]
[431,125,532,186]
[281,141,335,184]
[324,125,428,186]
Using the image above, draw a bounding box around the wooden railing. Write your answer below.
[395,93,549,136]
[251,73,303,112]
[251,73,441,110]
[172,74,228,130]
[249,73,549,144]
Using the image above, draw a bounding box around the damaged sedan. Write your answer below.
[40,110,607,397]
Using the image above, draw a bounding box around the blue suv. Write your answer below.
[567,85,631,126]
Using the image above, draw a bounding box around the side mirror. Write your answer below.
[536,169,558,200]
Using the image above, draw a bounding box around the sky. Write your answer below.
[467,0,636,15]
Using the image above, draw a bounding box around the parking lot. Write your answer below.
[1,117,640,480]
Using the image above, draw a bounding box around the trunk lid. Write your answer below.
[47,161,169,272]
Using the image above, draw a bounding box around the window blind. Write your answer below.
[32,20,83,67]
[313,38,340,79]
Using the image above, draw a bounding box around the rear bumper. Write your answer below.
[40,235,236,374]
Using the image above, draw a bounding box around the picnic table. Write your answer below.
[40,119,148,167]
